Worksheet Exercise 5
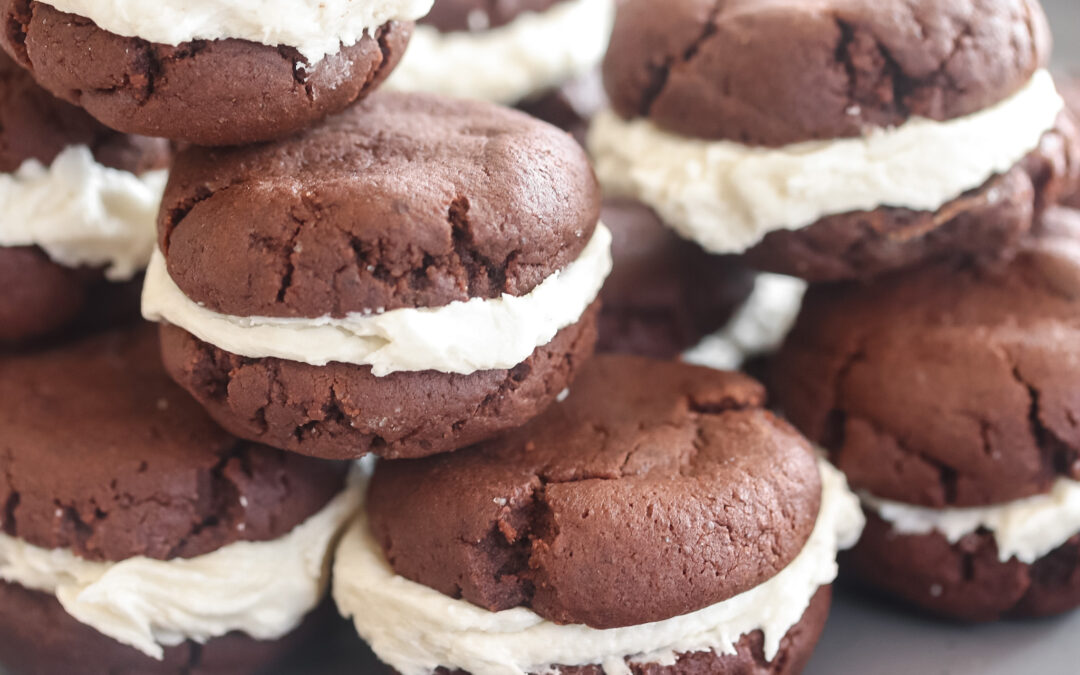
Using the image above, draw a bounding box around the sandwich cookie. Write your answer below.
[143,92,610,461]
[772,209,1080,620]
[590,0,1079,281]
[0,52,169,346]
[386,0,614,136]
[0,325,359,673]
[0,0,428,146]
[597,198,755,359]
[334,356,864,674]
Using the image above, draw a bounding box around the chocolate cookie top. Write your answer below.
[0,51,168,174]
[161,92,600,318]
[0,324,346,563]
[773,208,1080,508]
[604,0,1051,145]
[422,0,568,31]
[367,355,822,629]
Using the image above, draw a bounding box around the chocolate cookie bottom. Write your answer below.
[844,513,1080,621]
[0,581,330,675]
[159,302,599,460]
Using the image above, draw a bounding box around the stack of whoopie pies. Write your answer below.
[4,0,1080,672]
[0,0,441,671]
[583,0,1080,630]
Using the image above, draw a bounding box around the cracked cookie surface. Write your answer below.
[0,324,346,562]
[603,0,1050,145]
[159,91,600,318]
[367,355,822,629]
[0,0,413,146]
[772,207,1080,509]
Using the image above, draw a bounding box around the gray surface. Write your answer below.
[1048,0,1080,66]
[805,589,1080,675]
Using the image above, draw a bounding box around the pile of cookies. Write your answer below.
[0,0,1078,674]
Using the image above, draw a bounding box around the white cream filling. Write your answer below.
[0,145,166,281]
[0,472,364,660]
[386,0,614,104]
[862,477,1080,564]
[142,224,612,377]
[41,0,435,64]
[333,458,864,675]
[682,273,807,372]
[588,70,1064,255]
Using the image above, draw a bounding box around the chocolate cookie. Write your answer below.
[0,324,353,673]
[157,305,598,462]
[597,198,754,359]
[0,0,414,146]
[0,324,345,560]
[0,582,329,675]
[772,208,1080,509]
[367,356,821,628]
[0,50,169,346]
[146,92,607,460]
[743,117,1079,281]
[590,0,1078,282]
[338,355,864,674]
[604,0,1049,146]
[843,513,1080,622]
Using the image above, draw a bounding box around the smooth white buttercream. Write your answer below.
[333,459,864,675]
[0,474,364,660]
[386,0,614,104]
[588,70,1063,255]
[142,225,612,376]
[863,477,1080,564]
[682,273,807,371]
[42,0,435,63]
[0,145,165,281]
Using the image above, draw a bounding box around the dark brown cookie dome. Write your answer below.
[772,208,1080,508]
[367,355,822,629]
[0,0,412,146]
[159,91,601,319]
[0,324,346,562]
[604,0,1051,145]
